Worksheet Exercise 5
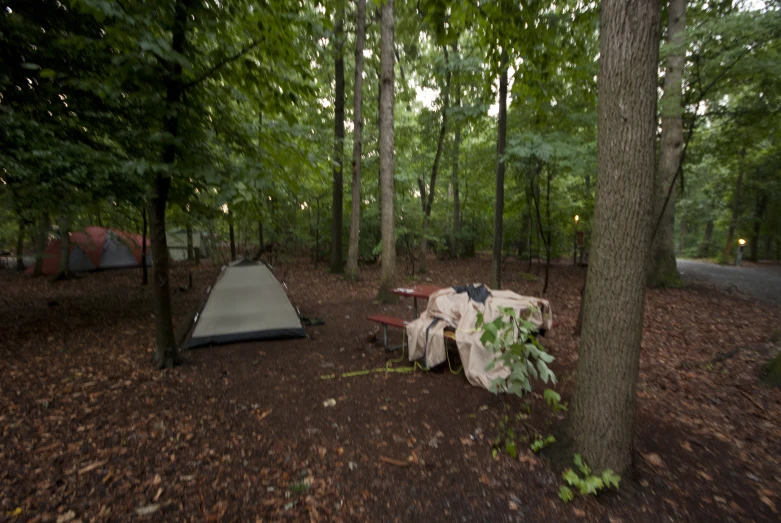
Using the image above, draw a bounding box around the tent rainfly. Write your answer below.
[184,259,306,349]
[33,226,151,275]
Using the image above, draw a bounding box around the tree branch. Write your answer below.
[183,37,263,91]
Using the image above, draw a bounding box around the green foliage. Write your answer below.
[476,306,556,396]
[531,434,555,453]
[559,453,621,502]
[543,388,568,412]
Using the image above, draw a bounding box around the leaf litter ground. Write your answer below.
[1,255,780,522]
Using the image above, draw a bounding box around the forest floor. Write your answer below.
[1,254,781,522]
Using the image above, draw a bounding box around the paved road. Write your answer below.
[677,259,781,306]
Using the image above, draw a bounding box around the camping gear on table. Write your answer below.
[31,226,151,275]
[183,259,306,349]
[405,284,553,391]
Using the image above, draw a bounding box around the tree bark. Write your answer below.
[141,205,148,285]
[648,0,685,288]
[228,210,236,262]
[570,0,660,476]
[345,0,366,281]
[490,52,509,289]
[419,47,451,274]
[148,0,190,369]
[376,0,397,303]
[723,145,745,260]
[186,223,194,261]
[33,212,49,277]
[330,0,346,274]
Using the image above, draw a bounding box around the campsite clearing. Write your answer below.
[2,255,781,522]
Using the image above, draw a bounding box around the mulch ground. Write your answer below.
[1,254,780,522]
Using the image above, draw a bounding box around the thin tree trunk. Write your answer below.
[15,215,25,272]
[749,193,767,262]
[228,211,236,261]
[679,219,686,252]
[186,223,194,261]
[648,0,685,287]
[490,51,509,289]
[570,0,660,476]
[419,47,452,274]
[377,0,397,302]
[57,208,71,277]
[764,235,772,260]
[345,0,366,280]
[699,219,714,257]
[142,205,149,285]
[33,212,49,276]
[258,219,264,250]
[543,165,552,295]
[724,145,746,260]
[451,104,461,258]
[330,0,346,274]
[149,0,189,369]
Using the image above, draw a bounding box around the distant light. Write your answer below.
[574,215,579,223]
[738,239,746,246]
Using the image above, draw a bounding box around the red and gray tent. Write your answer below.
[34,226,150,275]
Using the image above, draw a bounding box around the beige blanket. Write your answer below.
[405,285,553,390]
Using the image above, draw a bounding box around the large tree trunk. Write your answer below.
[648,0,685,287]
[749,193,767,262]
[330,0,346,274]
[345,0,366,281]
[723,145,746,260]
[33,212,49,277]
[376,0,397,303]
[186,223,194,261]
[569,0,660,476]
[490,52,509,289]
[149,0,189,369]
[419,47,452,274]
[141,205,149,285]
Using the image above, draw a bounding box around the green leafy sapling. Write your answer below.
[476,306,557,397]
[559,453,621,502]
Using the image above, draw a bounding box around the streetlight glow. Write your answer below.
[738,238,746,246]
[574,215,579,223]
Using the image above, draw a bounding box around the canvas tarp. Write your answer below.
[184,259,306,349]
[405,285,553,391]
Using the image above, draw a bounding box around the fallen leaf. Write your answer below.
[57,511,76,523]
[697,471,713,481]
[759,494,777,513]
[573,508,586,517]
[643,453,664,467]
[135,504,160,516]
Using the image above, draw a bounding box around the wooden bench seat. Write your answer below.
[367,314,408,349]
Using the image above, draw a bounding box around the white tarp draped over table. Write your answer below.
[405,286,553,391]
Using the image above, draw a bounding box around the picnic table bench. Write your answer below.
[367,314,408,350]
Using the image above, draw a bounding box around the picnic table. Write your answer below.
[390,284,441,318]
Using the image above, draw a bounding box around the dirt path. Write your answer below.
[677,259,781,306]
